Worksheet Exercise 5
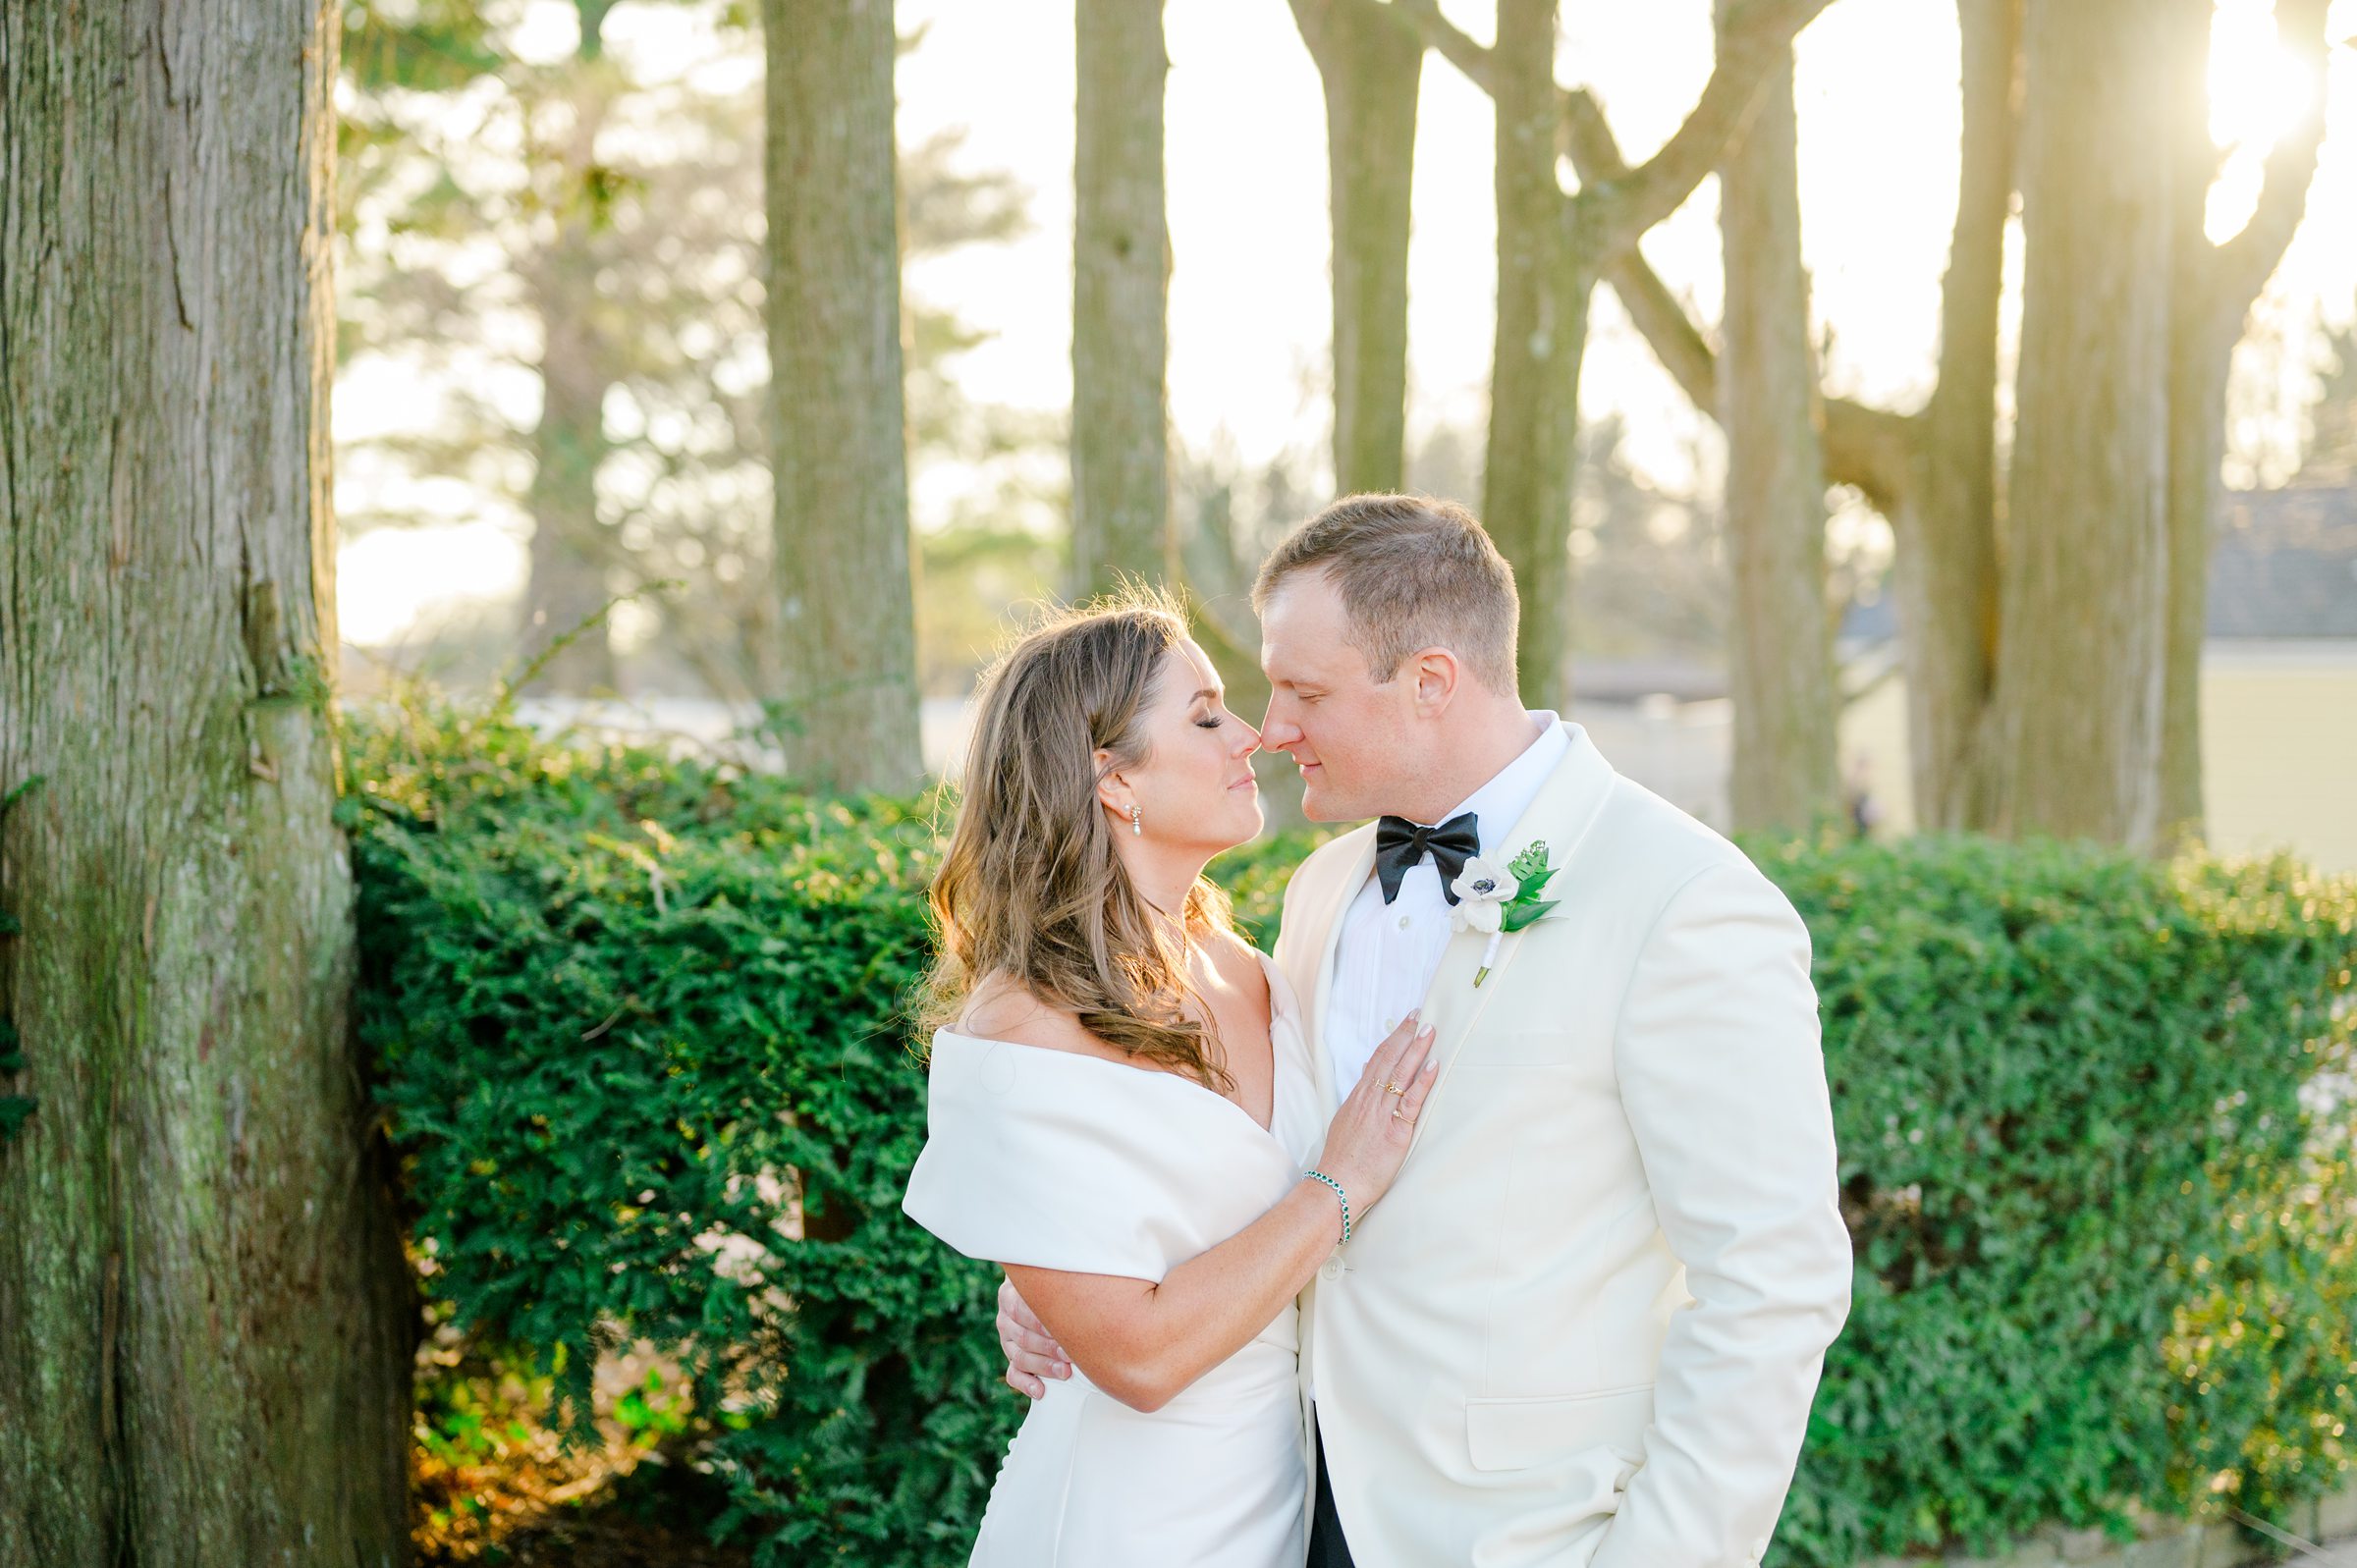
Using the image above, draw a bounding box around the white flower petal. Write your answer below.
[1463,898,1504,934]
[1451,855,1518,905]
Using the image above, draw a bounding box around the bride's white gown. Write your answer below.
[904,953,1322,1568]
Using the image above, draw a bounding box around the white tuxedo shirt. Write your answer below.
[1324,711,1567,1093]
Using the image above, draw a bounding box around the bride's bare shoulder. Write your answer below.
[955,971,1107,1058]
[1204,927,1274,995]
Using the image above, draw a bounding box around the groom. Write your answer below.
[1001,494,1853,1567]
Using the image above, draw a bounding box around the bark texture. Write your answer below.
[1071,0,1171,597]
[1893,0,2015,830]
[1483,0,1586,705]
[0,3,414,1564]
[1292,0,1422,495]
[766,0,924,793]
[1985,0,2182,846]
[1715,22,1837,833]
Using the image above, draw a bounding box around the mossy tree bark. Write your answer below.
[0,2,414,1563]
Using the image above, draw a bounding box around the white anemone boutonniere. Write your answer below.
[1451,839,1562,986]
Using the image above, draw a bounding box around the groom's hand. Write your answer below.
[998,1275,1072,1398]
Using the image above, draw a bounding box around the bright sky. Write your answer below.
[336,0,2357,647]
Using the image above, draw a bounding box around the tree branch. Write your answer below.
[2205,0,2333,330]
[1563,84,1908,508]
[1383,0,1908,511]
[1558,87,1715,411]
[1579,0,1835,250]
[1385,0,1493,92]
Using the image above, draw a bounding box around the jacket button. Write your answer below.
[1320,1257,1343,1282]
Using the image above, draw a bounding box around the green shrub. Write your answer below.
[1759,834,2357,1564]
[347,694,1006,1564]
[348,698,2355,1567]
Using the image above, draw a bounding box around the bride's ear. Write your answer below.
[1092,749,1133,821]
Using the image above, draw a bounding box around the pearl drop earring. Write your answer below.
[1129,804,1143,837]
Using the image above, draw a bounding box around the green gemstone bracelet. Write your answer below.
[1303,1169,1350,1244]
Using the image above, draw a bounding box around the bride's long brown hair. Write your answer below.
[925,587,1238,1091]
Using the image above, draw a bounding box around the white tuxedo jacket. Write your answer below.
[1277,723,1852,1568]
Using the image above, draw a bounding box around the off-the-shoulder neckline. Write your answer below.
[934,950,1303,1140]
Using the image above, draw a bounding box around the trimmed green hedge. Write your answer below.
[1759,836,2357,1563]
[347,697,2356,1567]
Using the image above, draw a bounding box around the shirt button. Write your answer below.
[1398,913,1411,929]
[1320,1257,1343,1282]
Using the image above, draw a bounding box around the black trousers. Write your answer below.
[1308,1426,1357,1568]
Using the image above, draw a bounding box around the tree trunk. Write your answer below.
[2161,13,2226,853]
[1484,0,1585,706]
[0,3,414,1564]
[2159,297,2230,851]
[521,47,621,694]
[1715,23,1836,834]
[1894,0,2016,831]
[1071,0,1171,597]
[2157,0,2330,848]
[1293,0,1422,495]
[1985,0,2180,847]
[1556,0,2010,827]
[766,0,924,794]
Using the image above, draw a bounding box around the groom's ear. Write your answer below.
[1407,647,1462,715]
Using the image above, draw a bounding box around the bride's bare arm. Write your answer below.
[1000,1017,1436,1414]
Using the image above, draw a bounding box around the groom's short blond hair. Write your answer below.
[1252,493,1521,694]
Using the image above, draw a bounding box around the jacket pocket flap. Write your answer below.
[1464,1384,1654,1473]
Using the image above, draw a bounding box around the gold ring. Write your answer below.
[1391,1108,1412,1123]
[1382,1081,1406,1096]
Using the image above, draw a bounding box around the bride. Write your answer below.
[904,590,1435,1567]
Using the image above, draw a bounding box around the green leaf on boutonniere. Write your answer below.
[1506,839,1552,881]
[1501,899,1559,934]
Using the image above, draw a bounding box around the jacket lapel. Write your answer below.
[1404,724,1618,1153]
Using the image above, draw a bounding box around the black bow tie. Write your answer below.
[1373,812,1481,905]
